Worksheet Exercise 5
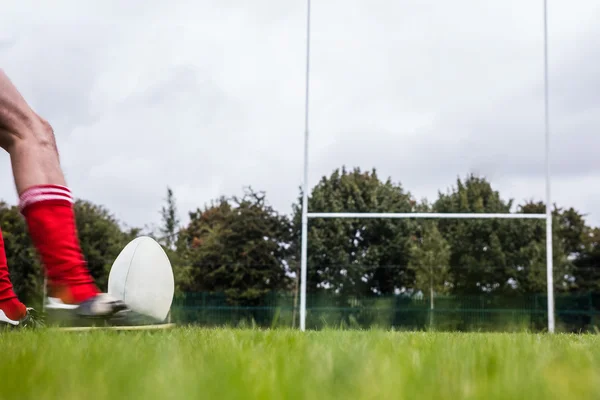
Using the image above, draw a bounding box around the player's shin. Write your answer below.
[19,185,100,304]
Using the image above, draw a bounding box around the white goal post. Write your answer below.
[299,0,555,332]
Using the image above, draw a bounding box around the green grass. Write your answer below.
[1,328,599,400]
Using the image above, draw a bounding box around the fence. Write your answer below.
[171,291,600,333]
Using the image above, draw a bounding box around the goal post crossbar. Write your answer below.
[308,212,546,220]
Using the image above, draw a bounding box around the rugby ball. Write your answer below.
[108,236,174,322]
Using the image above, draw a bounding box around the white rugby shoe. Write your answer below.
[0,307,44,328]
[45,293,129,326]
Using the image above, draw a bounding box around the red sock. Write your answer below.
[20,185,99,304]
[0,228,27,320]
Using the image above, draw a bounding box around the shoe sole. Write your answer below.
[51,323,176,332]
[44,307,131,326]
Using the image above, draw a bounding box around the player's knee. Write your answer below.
[0,117,57,153]
[32,118,58,151]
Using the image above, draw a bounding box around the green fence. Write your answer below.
[171,292,600,332]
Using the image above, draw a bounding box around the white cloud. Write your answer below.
[0,0,599,232]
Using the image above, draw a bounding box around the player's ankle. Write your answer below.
[49,283,100,305]
[0,298,27,321]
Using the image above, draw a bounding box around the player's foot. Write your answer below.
[46,293,129,317]
[45,293,130,326]
[0,307,44,329]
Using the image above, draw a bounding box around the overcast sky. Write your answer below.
[1,0,599,232]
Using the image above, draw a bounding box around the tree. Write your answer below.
[155,187,191,294]
[435,174,519,295]
[434,175,583,295]
[292,167,417,298]
[408,223,452,310]
[571,226,600,293]
[159,187,180,250]
[514,201,586,293]
[177,187,292,305]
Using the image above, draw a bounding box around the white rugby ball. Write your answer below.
[108,236,174,321]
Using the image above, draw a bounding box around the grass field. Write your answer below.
[1,328,599,400]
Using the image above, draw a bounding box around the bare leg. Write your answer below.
[0,69,65,193]
[8,125,67,194]
[0,70,126,320]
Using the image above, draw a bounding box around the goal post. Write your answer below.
[299,0,555,332]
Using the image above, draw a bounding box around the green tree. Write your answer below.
[292,167,417,298]
[159,187,180,250]
[435,175,520,295]
[573,227,600,293]
[178,188,292,305]
[435,175,582,295]
[514,201,585,293]
[155,187,191,294]
[408,223,452,309]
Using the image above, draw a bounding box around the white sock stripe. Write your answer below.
[20,187,73,203]
[19,194,74,210]
[20,186,72,198]
[20,194,74,211]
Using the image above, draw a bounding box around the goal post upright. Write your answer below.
[543,0,555,333]
[298,0,554,333]
[299,0,312,332]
